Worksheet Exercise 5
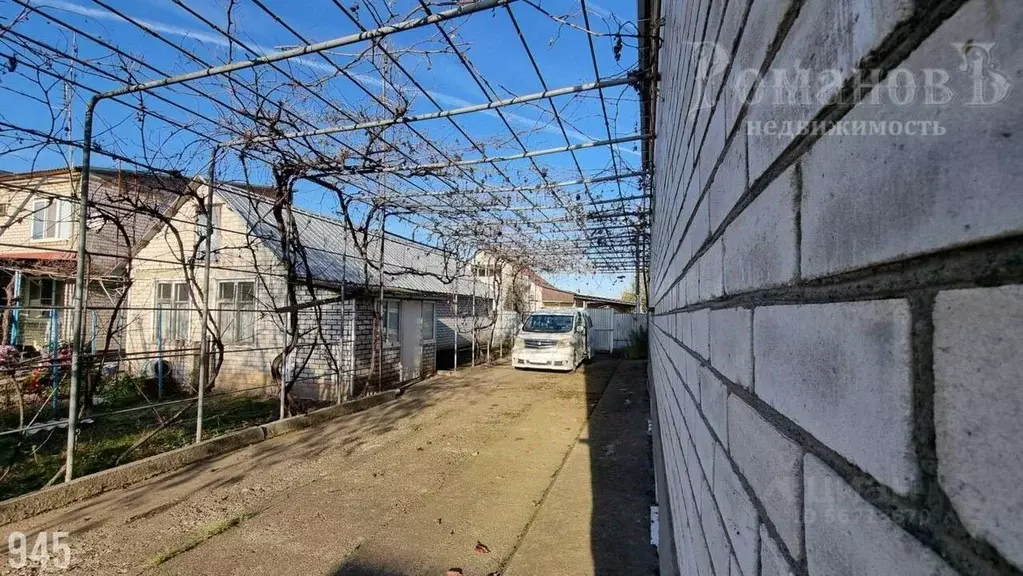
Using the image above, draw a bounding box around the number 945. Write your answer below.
[7,531,71,569]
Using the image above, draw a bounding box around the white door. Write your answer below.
[400,300,423,381]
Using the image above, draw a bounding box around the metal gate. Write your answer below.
[588,309,647,353]
[588,308,616,352]
[614,312,646,350]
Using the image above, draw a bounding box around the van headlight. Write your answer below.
[513,337,525,350]
[557,339,572,349]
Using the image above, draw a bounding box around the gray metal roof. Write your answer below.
[218,183,490,299]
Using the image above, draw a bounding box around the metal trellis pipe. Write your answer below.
[196,144,220,443]
[64,0,506,481]
[100,0,516,100]
[471,275,477,367]
[233,76,635,146]
[325,135,644,176]
[338,229,348,405]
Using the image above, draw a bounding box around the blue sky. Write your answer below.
[0,0,642,299]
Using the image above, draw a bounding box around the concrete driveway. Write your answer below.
[1,358,656,576]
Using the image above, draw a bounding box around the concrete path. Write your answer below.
[1,358,656,576]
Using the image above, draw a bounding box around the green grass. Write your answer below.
[0,395,280,501]
[147,511,257,566]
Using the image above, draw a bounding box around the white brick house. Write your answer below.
[124,181,491,400]
[0,167,185,352]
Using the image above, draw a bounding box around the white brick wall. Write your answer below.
[754,300,919,495]
[804,456,958,576]
[709,307,753,388]
[646,1,1023,574]
[708,134,748,232]
[760,525,796,576]
[722,164,798,294]
[727,395,803,559]
[800,1,1023,278]
[934,285,1023,569]
[713,447,758,575]
[745,0,914,182]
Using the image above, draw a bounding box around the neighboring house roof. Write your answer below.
[574,293,633,307]
[217,183,490,299]
[521,268,555,290]
[540,285,576,303]
[517,268,573,303]
[0,165,184,183]
[519,268,631,308]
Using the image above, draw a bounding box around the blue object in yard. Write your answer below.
[8,271,22,345]
[91,310,98,354]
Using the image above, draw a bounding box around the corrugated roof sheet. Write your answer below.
[218,184,490,299]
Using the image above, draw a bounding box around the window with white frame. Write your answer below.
[26,278,64,319]
[155,282,190,342]
[383,300,400,347]
[421,301,435,341]
[30,199,73,240]
[217,280,255,343]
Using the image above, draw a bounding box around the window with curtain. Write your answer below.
[155,282,190,341]
[217,280,255,343]
[30,199,73,240]
[421,301,435,340]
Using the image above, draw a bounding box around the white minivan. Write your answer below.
[511,309,592,372]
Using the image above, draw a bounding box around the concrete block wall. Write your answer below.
[647,0,1023,575]
[290,298,351,401]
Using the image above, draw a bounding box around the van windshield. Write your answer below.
[522,314,574,333]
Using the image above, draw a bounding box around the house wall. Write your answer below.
[126,190,441,400]
[647,1,1023,576]
[468,252,544,314]
[436,294,494,352]
[347,297,397,394]
[421,341,436,378]
[0,171,180,350]
[126,190,286,394]
[0,171,181,276]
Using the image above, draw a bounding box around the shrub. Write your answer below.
[100,372,147,407]
[625,324,648,360]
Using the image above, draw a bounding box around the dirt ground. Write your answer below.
[1,358,656,576]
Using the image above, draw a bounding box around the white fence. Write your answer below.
[588,309,647,353]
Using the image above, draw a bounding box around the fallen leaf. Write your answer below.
[475,541,491,555]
